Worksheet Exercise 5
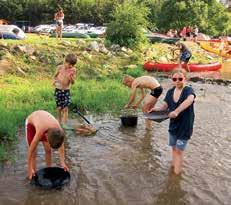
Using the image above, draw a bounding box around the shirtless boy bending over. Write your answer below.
[123,75,163,130]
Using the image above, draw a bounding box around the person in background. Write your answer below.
[123,75,163,130]
[180,26,187,40]
[193,25,199,42]
[53,54,77,124]
[149,68,196,175]
[1,28,22,40]
[26,110,68,180]
[185,26,191,40]
[54,8,64,39]
[173,42,192,72]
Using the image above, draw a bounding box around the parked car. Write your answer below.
[0,25,26,39]
[32,24,56,33]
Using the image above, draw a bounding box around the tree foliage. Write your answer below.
[157,0,230,36]
[106,1,148,48]
[0,0,230,35]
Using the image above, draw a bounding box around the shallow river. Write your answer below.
[0,77,231,205]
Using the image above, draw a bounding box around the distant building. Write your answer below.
[0,19,9,25]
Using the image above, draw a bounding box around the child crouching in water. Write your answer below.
[149,68,196,175]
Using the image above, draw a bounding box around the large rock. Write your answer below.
[99,44,109,54]
[13,45,35,56]
[0,60,11,75]
[110,44,120,52]
[0,42,8,49]
[89,41,100,52]
[60,40,72,46]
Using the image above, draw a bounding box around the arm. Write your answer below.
[169,95,195,118]
[125,87,137,108]
[69,69,76,84]
[148,101,168,113]
[61,13,64,20]
[54,66,60,78]
[133,88,145,109]
[59,143,69,171]
[53,67,60,85]
[27,133,40,180]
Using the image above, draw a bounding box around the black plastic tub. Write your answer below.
[120,116,138,127]
[31,167,71,189]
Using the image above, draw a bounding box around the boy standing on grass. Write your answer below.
[53,54,77,124]
[149,68,195,175]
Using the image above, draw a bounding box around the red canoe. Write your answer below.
[143,61,222,72]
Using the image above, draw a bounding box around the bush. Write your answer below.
[124,64,145,78]
[106,2,149,48]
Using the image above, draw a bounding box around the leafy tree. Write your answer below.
[106,1,149,48]
[142,0,163,32]
[157,0,231,36]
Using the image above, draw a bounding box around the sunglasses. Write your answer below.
[172,77,183,82]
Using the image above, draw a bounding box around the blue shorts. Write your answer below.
[168,133,188,151]
[54,88,71,109]
[180,51,191,63]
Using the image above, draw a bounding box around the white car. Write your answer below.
[88,26,106,35]
[32,24,56,33]
[0,25,26,39]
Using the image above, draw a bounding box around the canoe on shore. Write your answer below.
[200,42,231,58]
[148,36,180,44]
[143,61,222,72]
[146,33,179,44]
[50,32,90,38]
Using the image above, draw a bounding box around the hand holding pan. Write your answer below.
[144,110,169,123]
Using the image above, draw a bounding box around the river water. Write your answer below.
[0,62,231,205]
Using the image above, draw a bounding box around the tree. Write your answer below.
[106,1,149,48]
[157,0,231,36]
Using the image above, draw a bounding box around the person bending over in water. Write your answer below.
[123,75,163,130]
[149,68,195,175]
[25,110,68,180]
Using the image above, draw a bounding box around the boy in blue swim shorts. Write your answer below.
[149,68,195,174]
[53,54,77,124]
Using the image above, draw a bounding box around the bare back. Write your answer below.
[55,11,64,21]
[131,76,160,90]
[55,65,76,90]
[27,110,61,135]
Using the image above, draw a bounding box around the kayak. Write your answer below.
[145,32,180,44]
[148,36,180,44]
[143,61,222,72]
[200,42,231,58]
